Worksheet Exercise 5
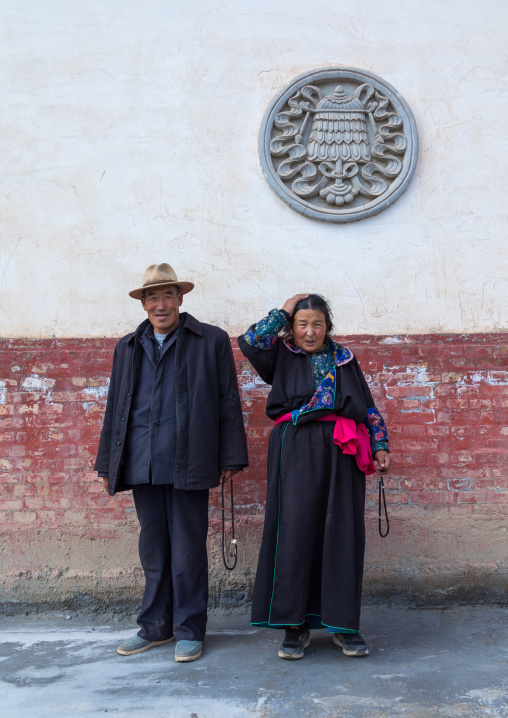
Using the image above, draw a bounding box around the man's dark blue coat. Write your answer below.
[94,313,248,495]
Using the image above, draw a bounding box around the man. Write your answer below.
[94,263,248,662]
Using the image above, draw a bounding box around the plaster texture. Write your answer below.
[0,606,507,717]
[0,1,507,337]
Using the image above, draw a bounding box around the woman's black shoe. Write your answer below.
[278,626,311,660]
[332,632,369,656]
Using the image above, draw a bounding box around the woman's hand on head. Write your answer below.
[374,450,392,474]
[282,294,310,317]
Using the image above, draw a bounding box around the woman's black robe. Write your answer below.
[238,332,383,632]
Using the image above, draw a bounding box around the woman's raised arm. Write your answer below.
[282,293,310,317]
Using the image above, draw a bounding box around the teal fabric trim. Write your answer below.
[243,309,287,350]
[291,369,336,422]
[254,308,288,337]
[371,440,389,454]
[307,343,336,388]
[251,615,357,633]
[287,339,355,421]
[243,326,277,350]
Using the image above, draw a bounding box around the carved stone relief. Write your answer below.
[259,68,418,223]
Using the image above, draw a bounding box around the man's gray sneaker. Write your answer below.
[332,632,369,657]
[175,640,203,662]
[117,634,174,656]
[278,626,311,660]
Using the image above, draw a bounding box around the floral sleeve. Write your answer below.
[243,308,289,350]
[364,408,389,454]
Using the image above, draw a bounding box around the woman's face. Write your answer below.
[292,309,327,354]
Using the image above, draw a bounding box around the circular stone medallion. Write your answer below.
[259,67,418,223]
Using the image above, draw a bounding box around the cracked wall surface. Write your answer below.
[0,1,506,607]
[0,336,506,606]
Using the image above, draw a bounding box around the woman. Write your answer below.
[238,294,391,660]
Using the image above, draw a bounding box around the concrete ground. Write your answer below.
[0,604,507,718]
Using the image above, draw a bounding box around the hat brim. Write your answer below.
[129,280,194,300]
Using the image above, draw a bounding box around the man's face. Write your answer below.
[141,286,183,334]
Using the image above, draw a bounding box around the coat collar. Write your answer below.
[283,338,353,367]
[121,312,204,344]
[180,312,203,336]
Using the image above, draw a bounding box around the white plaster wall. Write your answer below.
[0,0,507,337]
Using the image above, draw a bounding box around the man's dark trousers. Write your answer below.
[132,483,209,642]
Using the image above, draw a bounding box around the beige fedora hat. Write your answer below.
[129,263,194,299]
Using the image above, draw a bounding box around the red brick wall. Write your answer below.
[1,334,507,605]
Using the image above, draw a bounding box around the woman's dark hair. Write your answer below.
[280,294,334,339]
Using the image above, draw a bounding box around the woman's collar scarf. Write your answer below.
[283,340,353,422]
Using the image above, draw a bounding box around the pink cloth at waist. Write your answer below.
[274,412,376,475]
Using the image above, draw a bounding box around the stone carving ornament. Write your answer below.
[259,68,418,222]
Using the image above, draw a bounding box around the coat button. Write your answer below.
[117,441,121,446]
[122,417,125,421]
[127,392,131,397]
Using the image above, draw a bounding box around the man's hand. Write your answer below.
[102,477,109,492]
[221,469,239,483]
[373,451,392,474]
[282,294,310,317]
